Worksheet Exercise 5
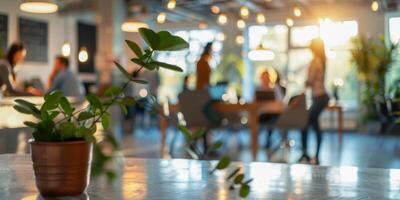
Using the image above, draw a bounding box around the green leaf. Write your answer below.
[13,105,35,115]
[78,111,95,121]
[208,141,223,153]
[59,122,78,140]
[239,184,250,198]
[157,31,189,51]
[114,61,132,80]
[139,28,160,50]
[117,102,128,115]
[193,128,207,139]
[178,125,192,141]
[105,134,119,150]
[14,99,40,114]
[215,156,231,170]
[131,58,145,66]
[185,148,199,160]
[151,61,183,72]
[106,170,117,183]
[36,119,55,136]
[226,167,241,180]
[59,97,73,116]
[49,111,60,120]
[144,62,159,71]
[24,121,38,128]
[132,79,148,84]
[44,90,63,102]
[102,113,111,130]
[105,86,123,97]
[234,174,244,184]
[243,178,253,185]
[126,40,143,57]
[86,94,103,110]
[123,96,136,106]
[41,91,63,111]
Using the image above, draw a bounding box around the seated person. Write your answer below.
[0,43,39,96]
[256,69,285,148]
[48,56,84,98]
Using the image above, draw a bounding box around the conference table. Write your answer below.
[159,101,343,161]
[0,154,399,199]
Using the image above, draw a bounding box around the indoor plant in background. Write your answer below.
[351,34,398,128]
[14,28,252,198]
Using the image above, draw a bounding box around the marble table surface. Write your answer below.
[0,154,400,200]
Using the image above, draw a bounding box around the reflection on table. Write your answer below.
[1,155,399,199]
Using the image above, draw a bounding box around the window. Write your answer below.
[249,20,358,105]
[389,17,400,44]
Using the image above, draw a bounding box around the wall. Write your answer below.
[0,0,95,87]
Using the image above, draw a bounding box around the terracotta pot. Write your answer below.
[30,140,93,197]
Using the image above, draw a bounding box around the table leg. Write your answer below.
[160,117,168,157]
[249,111,258,161]
[338,108,343,144]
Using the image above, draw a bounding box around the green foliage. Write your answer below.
[351,34,399,122]
[177,126,252,198]
[14,28,188,182]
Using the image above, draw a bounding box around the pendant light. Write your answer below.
[121,18,149,32]
[371,0,379,12]
[78,47,89,63]
[256,13,266,24]
[62,42,71,57]
[157,12,167,24]
[61,18,71,57]
[248,44,275,61]
[20,0,58,14]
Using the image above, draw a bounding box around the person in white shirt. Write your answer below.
[299,38,330,165]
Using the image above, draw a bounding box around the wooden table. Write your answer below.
[159,101,344,160]
[326,104,344,143]
[160,101,285,161]
[0,155,399,199]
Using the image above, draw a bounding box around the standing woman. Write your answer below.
[299,38,330,165]
[0,43,32,96]
[196,42,213,91]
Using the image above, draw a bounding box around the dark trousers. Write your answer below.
[301,94,330,158]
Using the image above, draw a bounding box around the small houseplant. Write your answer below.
[14,28,253,198]
[13,28,189,197]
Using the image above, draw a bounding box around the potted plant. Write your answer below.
[13,28,189,197]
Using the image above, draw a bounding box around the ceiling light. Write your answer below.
[293,7,302,17]
[218,13,228,25]
[286,18,294,27]
[256,13,266,24]
[371,0,379,12]
[167,0,176,10]
[121,19,149,32]
[61,42,71,57]
[78,47,88,63]
[248,44,275,61]
[240,6,249,18]
[237,19,246,29]
[157,12,167,24]
[211,5,220,14]
[235,35,244,45]
[20,0,58,14]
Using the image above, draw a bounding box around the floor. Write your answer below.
[121,125,400,169]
